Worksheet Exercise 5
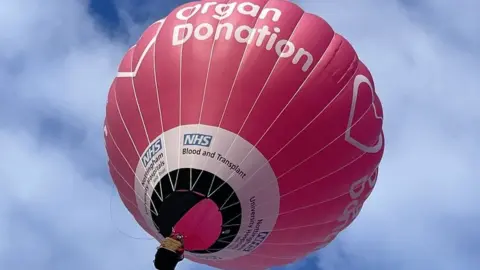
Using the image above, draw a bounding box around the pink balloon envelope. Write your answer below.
[104,0,385,269]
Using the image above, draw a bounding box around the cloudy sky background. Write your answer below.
[0,0,479,270]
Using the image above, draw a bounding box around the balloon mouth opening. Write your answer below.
[150,168,242,253]
[173,196,222,251]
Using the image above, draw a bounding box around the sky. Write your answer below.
[0,0,479,270]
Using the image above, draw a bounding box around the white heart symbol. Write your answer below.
[344,74,383,153]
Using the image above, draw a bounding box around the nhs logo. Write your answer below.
[183,133,212,147]
[243,231,269,252]
[141,138,162,167]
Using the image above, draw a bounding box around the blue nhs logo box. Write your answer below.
[141,138,162,167]
[183,133,212,147]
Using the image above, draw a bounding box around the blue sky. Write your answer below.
[1,0,479,270]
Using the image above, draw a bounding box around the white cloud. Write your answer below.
[1,0,478,270]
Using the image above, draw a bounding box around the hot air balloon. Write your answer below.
[103,0,384,269]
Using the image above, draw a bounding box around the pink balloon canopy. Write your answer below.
[104,0,385,269]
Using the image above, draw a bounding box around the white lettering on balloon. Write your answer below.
[321,74,382,244]
[323,167,378,243]
[173,1,314,72]
[117,1,315,78]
